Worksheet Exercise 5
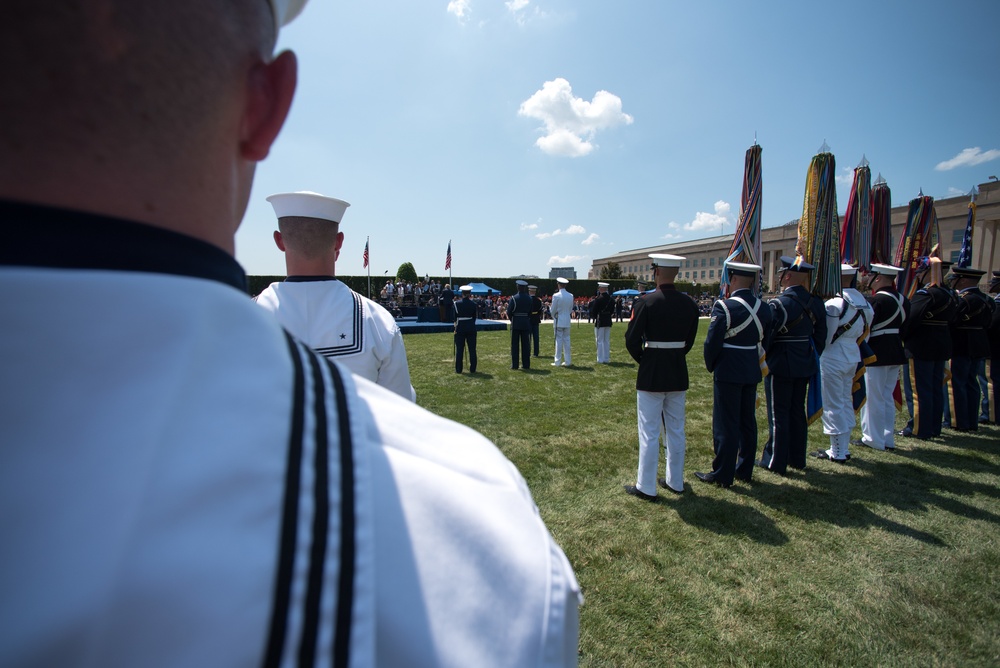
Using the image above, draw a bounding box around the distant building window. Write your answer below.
[951,228,965,243]
[950,250,961,263]
[685,260,690,268]
[701,258,706,267]
[709,257,715,266]
[709,270,715,278]
[701,270,706,279]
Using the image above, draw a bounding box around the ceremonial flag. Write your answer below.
[870,174,893,265]
[956,190,977,268]
[840,156,872,272]
[893,193,939,297]
[721,143,763,295]
[796,144,841,299]
[445,241,452,270]
[362,237,369,268]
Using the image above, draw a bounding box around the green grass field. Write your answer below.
[407,319,1000,667]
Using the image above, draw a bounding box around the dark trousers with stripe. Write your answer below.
[510,329,531,369]
[950,355,982,431]
[531,322,540,356]
[710,379,758,484]
[761,375,809,473]
[911,358,945,438]
[455,331,477,373]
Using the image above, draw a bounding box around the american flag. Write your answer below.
[956,196,976,268]
[363,238,369,268]
[445,241,452,270]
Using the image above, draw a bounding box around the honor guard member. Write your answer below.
[901,257,957,438]
[697,262,772,487]
[0,0,583,665]
[948,266,994,431]
[551,277,574,367]
[857,263,910,451]
[592,282,614,363]
[256,191,416,401]
[455,284,478,373]
[811,264,872,463]
[624,254,699,499]
[507,279,533,370]
[985,271,1000,423]
[759,256,828,474]
[528,284,544,357]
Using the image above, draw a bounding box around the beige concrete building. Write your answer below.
[590,179,1000,292]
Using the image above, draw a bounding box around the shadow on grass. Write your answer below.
[464,372,495,380]
[671,489,789,546]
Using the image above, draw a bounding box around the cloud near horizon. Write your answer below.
[518,78,633,157]
[535,224,587,240]
[520,222,539,230]
[582,233,600,245]
[683,201,731,233]
[547,254,585,266]
[935,147,1000,171]
[446,0,470,19]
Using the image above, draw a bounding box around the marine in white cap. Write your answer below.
[591,282,614,363]
[810,264,873,463]
[255,190,416,401]
[0,1,580,666]
[696,261,772,488]
[624,254,699,499]
[855,263,909,451]
[550,277,575,366]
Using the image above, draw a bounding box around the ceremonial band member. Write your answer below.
[624,254,699,499]
[697,262,772,487]
[551,277,574,367]
[0,1,582,665]
[902,257,957,439]
[592,282,614,363]
[507,279,533,370]
[528,284,543,357]
[455,284,478,373]
[857,263,909,451]
[948,266,995,431]
[759,256,827,474]
[811,264,871,463]
[256,191,415,400]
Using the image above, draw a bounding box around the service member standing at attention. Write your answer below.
[507,279,533,370]
[902,257,957,439]
[551,277,574,367]
[454,284,478,374]
[256,191,415,401]
[985,271,1000,424]
[759,256,828,475]
[592,282,614,363]
[811,264,871,463]
[948,266,995,431]
[624,254,699,499]
[696,262,772,488]
[856,263,909,451]
[529,284,544,357]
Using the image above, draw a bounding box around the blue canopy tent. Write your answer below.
[464,282,503,296]
[612,289,641,296]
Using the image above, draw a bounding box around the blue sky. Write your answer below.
[235,0,1000,279]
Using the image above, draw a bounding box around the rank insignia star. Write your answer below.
[340,333,347,340]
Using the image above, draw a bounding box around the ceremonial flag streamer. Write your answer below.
[893,193,939,297]
[795,145,842,299]
[721,143,763,295]
[840,156,872,272]
[870,174,893,265]
[956,189,977,268]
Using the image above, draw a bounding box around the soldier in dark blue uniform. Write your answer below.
[948,267,994,431]
[623,254,699,500]
[758,256,827,475]
[591,282,614,363]
[902,258,957,439]
[696,262,772,488]
[985,272,1000,424]
[507,279,533,370]
[528,285,543,357]
[454,285,478,374]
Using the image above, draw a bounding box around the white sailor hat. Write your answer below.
[649,253,684,267]
[556,277,569,285]
[840,263,858,275]
[266,191,350,223]
[459,284,473,292]
[725,261,761,277]
[527,284,538,290]
[869,263,902,276]
[268,0,309,28]
[515,279,528,286]
[597,282,609,288]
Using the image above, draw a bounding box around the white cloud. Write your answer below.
[935,147,1000,171]
[446,0,470,19]
[506,0,530,11]
[581,233,600,245]
[535,224,586,239]
[667,221,680,230]
[661,233,682,241]
[518,78,633,157]
[520,222,538,231]
[835,167,854,188]
[565,224,586,235]
[547,254,585,266]
[683,200,731,233]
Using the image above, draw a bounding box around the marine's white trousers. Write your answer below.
[594,326,611,363]
[554,326,572,366]
[861,365,900,450]
[636,390,686,495]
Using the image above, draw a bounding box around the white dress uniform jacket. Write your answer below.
[820,287,872,440]
[256,279,416,401]
[550,287,574,366]
[1,203,581,668]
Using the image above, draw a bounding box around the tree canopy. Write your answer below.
[396,262,418,283]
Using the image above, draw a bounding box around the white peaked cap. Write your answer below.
[870,263,903,276]
[268,0,309,28]
[725,261,762,276]
[841,263,857,275]
[267,191,350,223]
[557,277,569,285]
[459,285,473,292]
[597,282,609,287]
[649,253,685,267]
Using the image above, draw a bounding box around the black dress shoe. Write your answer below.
[735,473,753,483]
[657,478,684,494]
[623,484,657,502]
[896,428,913,437]
[810,450,847,463]
[694,471,731,488]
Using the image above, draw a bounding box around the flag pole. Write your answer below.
[366,235,370,298]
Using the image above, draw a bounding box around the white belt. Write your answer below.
[722,343,757,350]
[644,341,685,349]
[457,317,474,321]
[868,328,898,337]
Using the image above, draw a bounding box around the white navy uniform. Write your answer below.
[257,278,416,401]
[1,202,581,668]
[819,286,871,459]
[550,283,574,366]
